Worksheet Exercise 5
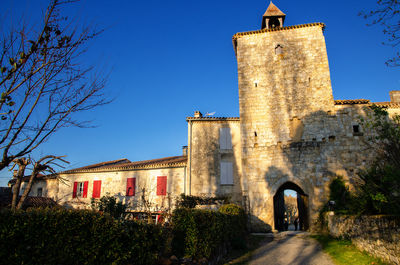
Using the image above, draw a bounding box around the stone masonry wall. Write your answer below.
[326,213,400,265]
[235,24,380,231]
[188,119,243,204]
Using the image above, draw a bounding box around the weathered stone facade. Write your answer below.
[326,213,400,264]
[186,117,242,205]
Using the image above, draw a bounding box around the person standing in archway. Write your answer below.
[294,217,299,231]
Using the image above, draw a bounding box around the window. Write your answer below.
[352,125,363,136]
[220,161,233,185]
[92,180,102,198]
[157,176,167,196]
[219,128,232,149]
[72,181,88,198]
[37,187,43,197]
[126,177,136,196]
[269,17,280,28]
[275,44,283,55]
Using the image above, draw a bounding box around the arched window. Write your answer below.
[268,17,280,28]
[275,44,283,55]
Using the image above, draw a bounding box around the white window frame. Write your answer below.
[37,187,43,197]
[220,161,233,185]
[219,127,232,150]
[76,182,84,197]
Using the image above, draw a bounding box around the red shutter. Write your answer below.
[126,178,135,196]
[72,182,78,198]
[82,181,89,198]
[157,176,167,196]
[92,180,101,198]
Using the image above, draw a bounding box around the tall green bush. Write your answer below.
[0,208,165,265]
[218,204,247,249]
[172,205,247,260]
[356,105,400,214]
[328,176,353,214]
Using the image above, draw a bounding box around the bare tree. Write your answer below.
[360,0,400,66]
[10,155,69,210]
[0,0,109,171]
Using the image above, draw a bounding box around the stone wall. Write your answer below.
[234,23,383,231]
[326,213,400,264]
[187,119,243,204]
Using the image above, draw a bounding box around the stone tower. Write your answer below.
[233,2,335,231]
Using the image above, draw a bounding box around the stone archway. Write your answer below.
[273,181,309,231]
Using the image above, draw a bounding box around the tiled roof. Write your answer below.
[373,102,400,108]
[0,189,57,209]
[334,99,400,108]
[62,156,187,174]
[186,117,240,121]
[334,99,370,105]
[23,197,57,208]
[62,158,131,173]
[263,2,286,17]
[233,23,325,41]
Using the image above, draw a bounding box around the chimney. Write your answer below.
[182,146,188,156]
[390,91,400,103]
[194,111,203,118]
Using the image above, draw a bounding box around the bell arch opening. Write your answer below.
[273,181,309,231]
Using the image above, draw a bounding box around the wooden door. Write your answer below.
[274,191,285,231]
[297,193,309,230]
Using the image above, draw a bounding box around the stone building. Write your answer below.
[15,2,400,231]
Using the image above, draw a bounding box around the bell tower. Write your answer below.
[233,3,335,231]
[261,2,286,29]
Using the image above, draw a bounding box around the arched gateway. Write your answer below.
[273,182,309,231]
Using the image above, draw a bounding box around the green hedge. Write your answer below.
[171,204,247,260]
[0,208,165,265]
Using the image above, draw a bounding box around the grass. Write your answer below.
[221,234,272,265]
[311,234,389,265]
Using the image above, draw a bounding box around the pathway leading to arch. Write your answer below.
[247,232,334,265]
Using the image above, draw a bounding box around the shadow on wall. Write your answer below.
[247,106,376,232]
[237,28,379,231]
[191,124,244,205]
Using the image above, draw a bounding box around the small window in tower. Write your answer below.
[353,125,363,136]
[275,44,283,55]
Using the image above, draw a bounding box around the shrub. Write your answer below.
[176,194,229,208]
[0,208,165,265]
[355,105,400,215]
[328,176,353,214]
[172,205,247,260]
[91,194,127,219]
[355,164,400,214]
[218,204,247,249]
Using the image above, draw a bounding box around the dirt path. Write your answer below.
[247,232,334,265]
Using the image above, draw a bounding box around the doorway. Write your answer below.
[273,182,309,231]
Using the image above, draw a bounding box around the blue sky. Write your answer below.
[0,0,398,186]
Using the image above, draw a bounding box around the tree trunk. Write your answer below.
[16,165,38,210]
[11,158,29,210]
[11,177,22,210]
